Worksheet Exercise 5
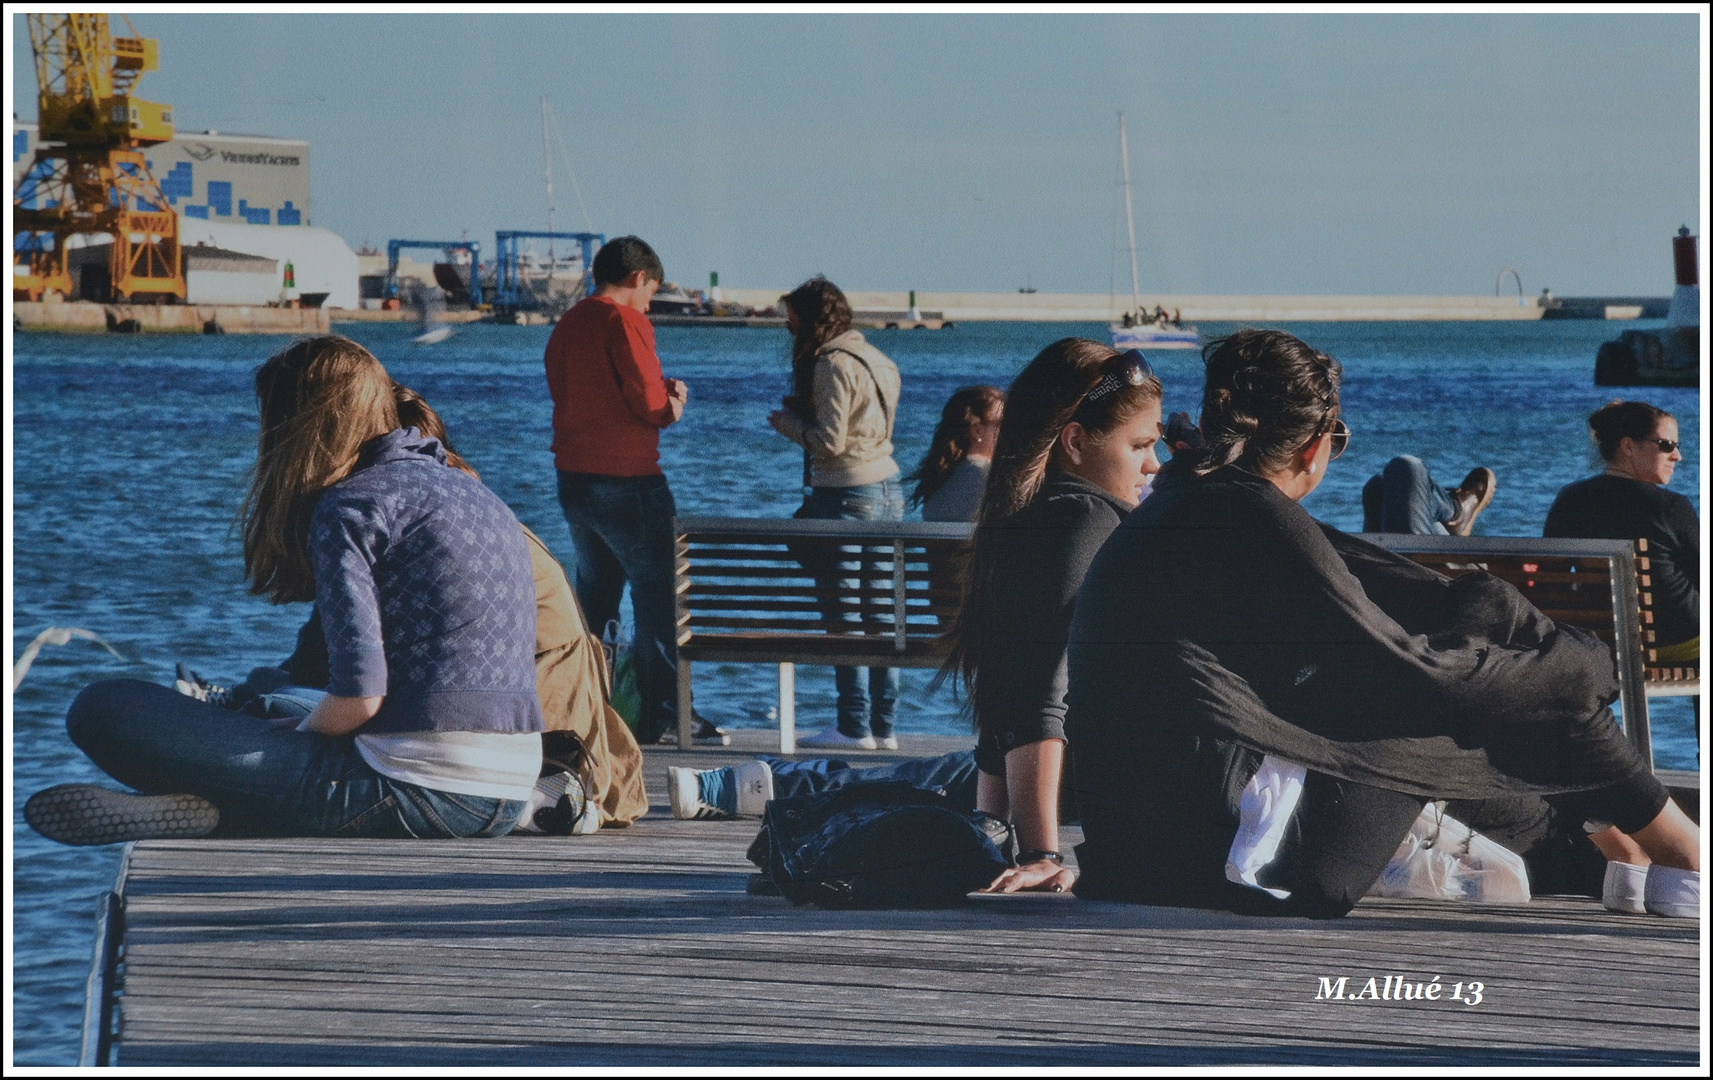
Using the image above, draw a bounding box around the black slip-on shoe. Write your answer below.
[24,784,219,846]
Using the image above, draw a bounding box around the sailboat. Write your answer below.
[1110,112,1199,349]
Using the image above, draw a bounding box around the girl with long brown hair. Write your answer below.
[768,277,907,750]
[947,338,1164,893]
[907,385,1004,521]
[26,336,546,845]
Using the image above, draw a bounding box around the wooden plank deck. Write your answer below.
[107,733,1701,1067]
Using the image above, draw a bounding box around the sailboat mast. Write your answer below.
[1119,112,1141,318]
[542,96,556,263]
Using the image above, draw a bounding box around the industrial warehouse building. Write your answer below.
[13,123,356,307]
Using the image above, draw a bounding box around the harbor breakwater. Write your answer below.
[15,301,329,335]
[721,289,1552,322]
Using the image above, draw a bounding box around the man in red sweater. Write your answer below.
[546,236,725,746]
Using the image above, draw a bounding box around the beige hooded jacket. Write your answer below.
[772,329,902,487]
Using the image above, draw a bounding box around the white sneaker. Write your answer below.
[668,765,727,820]
[875,735,899,750]
[796,728,878,751]
[731,760,775,817]
[1602,861,1649,914]
[1643,864,1701,918]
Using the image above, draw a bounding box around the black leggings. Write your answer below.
[1232,766,1674,918]
[1235,773,1426,919]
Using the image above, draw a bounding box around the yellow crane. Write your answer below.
[13,14,185,303]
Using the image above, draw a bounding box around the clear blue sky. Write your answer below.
[11,12,1703,295]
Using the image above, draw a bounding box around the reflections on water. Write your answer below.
[10,318,1700,1062]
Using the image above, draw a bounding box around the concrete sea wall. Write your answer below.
[15,301,330,334]
[721,289,1547,322]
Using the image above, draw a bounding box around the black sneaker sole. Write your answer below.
[24,784,219,846]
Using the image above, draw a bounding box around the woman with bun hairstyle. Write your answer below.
[908,385,1005,522]
[1546,400,1698,665]
[948,338,1164,893]
[26,336,545,844]
[1067,328,1700,918]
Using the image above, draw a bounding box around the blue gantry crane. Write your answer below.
[493,230,603,314]
[385,239,482,307]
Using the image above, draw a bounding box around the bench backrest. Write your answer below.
[674,517,973,658]
[1358,534,1653,765]
[1635,538,1699,685]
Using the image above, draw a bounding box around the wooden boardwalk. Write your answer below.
[103,734,1700,1067]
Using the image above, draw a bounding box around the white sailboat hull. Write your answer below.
[1111,324,1201,349]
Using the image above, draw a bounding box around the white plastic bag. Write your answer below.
[1369,802,1531,904]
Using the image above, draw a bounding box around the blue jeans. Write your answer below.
[795,479,906,738]
[1361,455,1457,535]
[66,680,525,838]
[762,749,980,808]
[557,471,681,743]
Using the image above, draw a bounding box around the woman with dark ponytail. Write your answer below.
[1067,328,1700,918]
[947,338,1164,893]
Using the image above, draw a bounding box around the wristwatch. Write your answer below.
[1017,849,1063,865]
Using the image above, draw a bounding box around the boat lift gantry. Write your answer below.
[385,239,482,307]
[493,230,603,314]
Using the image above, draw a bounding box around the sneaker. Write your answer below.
[1446,468,1496,537]
[1643,864,1700,918]
[514,771,590,835]
[174,662,233,708]
[25,784,219,846]
[730,760,775,817]
[796,727,878,751]
[668,765,732,820]
[1602,860,1649,914]
[875,735,900,751]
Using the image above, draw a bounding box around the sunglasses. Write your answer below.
[1649,439,1680,454]
[1328,418,1351,460]
[1077,350,1157,417]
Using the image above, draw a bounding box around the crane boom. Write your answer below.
[14,14,185,303]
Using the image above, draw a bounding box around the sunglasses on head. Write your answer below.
[1077,350,1157,416]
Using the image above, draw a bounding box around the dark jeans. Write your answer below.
[795,479,905,738]
[557,471,681,743]
[1361,455,1457,535]
[66,679,525,838]
[762,749,980,807]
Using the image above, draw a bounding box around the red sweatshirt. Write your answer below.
[544,296,675,475]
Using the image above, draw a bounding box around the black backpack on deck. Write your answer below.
[745,781,1013,909]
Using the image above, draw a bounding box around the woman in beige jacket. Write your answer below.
[768,277,905,751]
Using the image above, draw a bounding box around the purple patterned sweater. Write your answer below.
[308,428,543,735]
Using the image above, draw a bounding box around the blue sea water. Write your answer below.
[8,317,1702,1062]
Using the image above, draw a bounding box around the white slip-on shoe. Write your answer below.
[730,760,775,818]
[1643,864,1701,919]
[796,727,878,751]
[1602,861,1649,914]
[875,735,900,751]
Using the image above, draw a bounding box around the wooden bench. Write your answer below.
[1361,534,1698,796]
[1635,537,1701,698]
[673,517,973,751]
